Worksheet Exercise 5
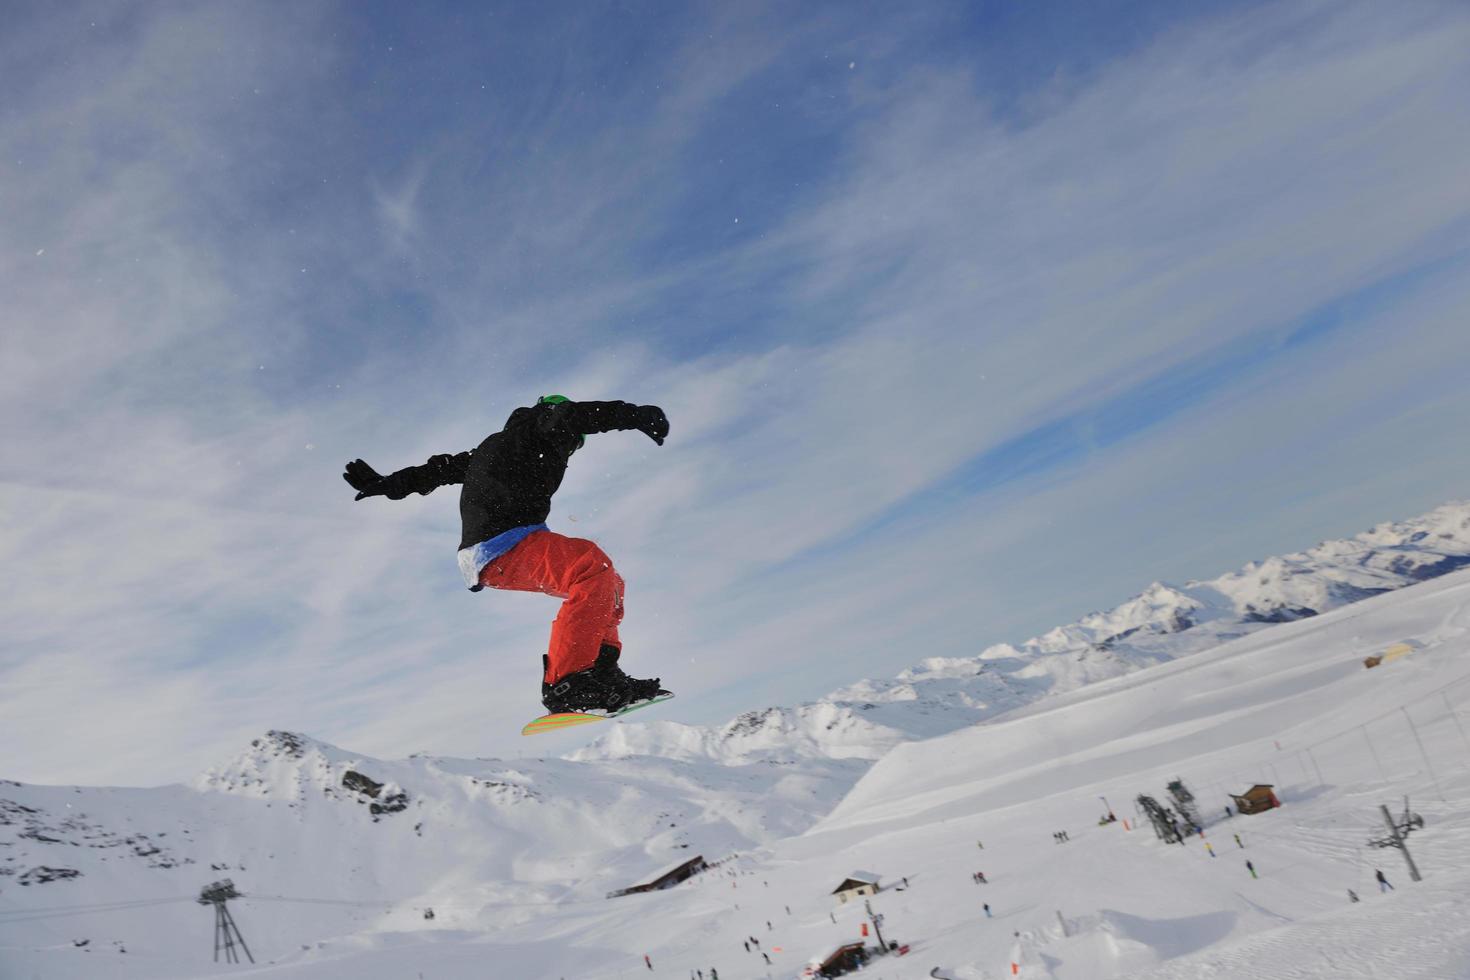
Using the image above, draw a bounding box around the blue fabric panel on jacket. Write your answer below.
[457,523,549,590]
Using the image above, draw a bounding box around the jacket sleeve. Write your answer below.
[377,451,471,498]
[553,400,646,436]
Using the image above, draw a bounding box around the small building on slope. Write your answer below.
[831,871,881,905]
[1229,784,1280,815]
[606,855,708,899]
[1364,639,1424,669]
[804,942,870,978]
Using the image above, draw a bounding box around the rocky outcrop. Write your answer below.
[18,865,81,885]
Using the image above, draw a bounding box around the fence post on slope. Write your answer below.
[1400,707,1447,802]
[1361,726,1389,782]
[1305,747,1326,786]
[1441,692,1470,760]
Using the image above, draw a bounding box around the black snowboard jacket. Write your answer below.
[373,399,653,554]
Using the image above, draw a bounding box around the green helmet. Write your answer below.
[537,394,584,451]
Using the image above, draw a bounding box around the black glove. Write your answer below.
[343,458,396,500]
[633,405,669,445]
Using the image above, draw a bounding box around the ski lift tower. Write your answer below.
[1136,794,1182,843]
[198,878,255,964]
[1167,778,1201,831]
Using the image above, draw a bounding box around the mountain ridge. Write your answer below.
[574,499,1470,763]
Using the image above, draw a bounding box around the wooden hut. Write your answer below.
[1229,784,1279,815]
[606,855,708,899]
[805,942,869,978]
[830,870,881,904]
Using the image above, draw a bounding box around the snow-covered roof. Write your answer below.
[832,870,881,892]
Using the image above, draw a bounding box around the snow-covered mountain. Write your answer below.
[4,500,1470,979]
[578,500,1470,762]
[1,730,871,976]
[1,727,862,920]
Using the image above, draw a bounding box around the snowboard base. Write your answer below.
[521,693,674,736]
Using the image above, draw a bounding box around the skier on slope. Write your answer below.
[343,395,671,715]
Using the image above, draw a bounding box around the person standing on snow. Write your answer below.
[1375,869,1393,892]
[344,395,671,714]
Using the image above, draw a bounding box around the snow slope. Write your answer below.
[5,503,1470,979]
[579,500,1470,762]
[0,732,865,976]
[788,567,1470,980]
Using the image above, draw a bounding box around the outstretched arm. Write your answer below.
[550,400,669,445]
[343,452,470,500]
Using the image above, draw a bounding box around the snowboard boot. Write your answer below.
[588,644,667,702]
[541,645,668,715]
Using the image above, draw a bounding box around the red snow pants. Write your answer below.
[476,530,624,684]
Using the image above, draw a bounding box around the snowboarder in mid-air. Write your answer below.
[344,395,671,718]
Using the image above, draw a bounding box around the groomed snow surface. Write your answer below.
[6,575,1470,977]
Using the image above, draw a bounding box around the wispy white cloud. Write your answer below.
[371,165,428,256]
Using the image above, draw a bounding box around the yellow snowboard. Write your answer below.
[521,693,674,736]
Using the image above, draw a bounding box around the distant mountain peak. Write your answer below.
[254,729,309,759]
[194,731,393,807]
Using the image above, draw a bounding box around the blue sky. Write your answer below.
[4,0,1470,784]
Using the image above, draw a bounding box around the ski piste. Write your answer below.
[521,693,675,736]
